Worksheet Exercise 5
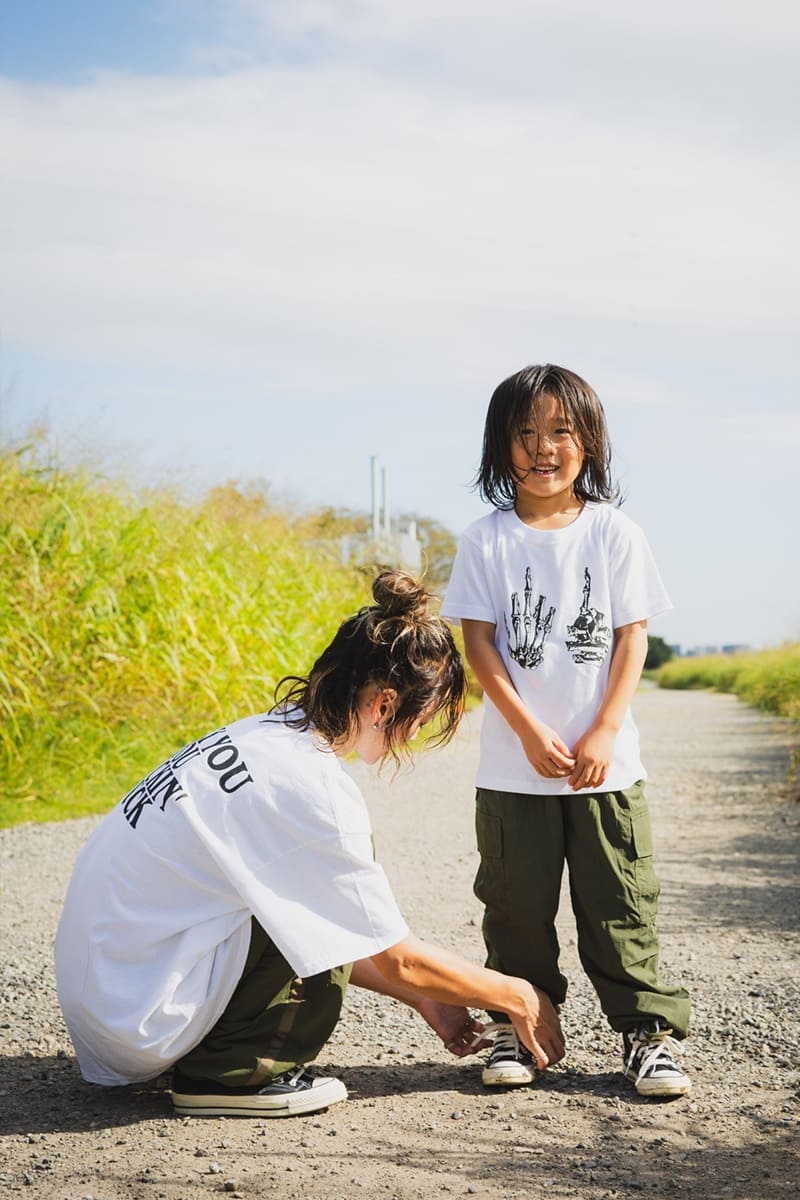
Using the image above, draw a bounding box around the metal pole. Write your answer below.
[382,466,391,537]
[370,456,380,540]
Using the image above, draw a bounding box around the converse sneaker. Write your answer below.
[171,1066,347,1117]
[623,1020,691,1098]
[480,1022,537,1087]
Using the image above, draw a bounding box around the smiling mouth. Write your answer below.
[531,465,558,476]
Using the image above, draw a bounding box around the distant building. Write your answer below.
[339,456,421,573]
[682,643,751,658]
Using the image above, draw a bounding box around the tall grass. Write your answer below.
[0,441,371,827]
[656,645,800,722]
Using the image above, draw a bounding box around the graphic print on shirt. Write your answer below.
[565,567,611,664]
[121,726,253,830]
[504,566,555,670]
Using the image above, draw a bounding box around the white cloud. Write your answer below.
[223,0,800,52]
[199,0,799,153]
[1,53,797,396]
[1,4,799,651]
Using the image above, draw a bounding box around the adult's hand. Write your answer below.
[510,983,565,1070]
[416,999,490,1056]
[367,936,566,1070]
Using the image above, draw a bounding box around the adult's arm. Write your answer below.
[349,956,487,1056]
[351,934,564,1070]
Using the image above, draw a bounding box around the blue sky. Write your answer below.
[1,1,799,650]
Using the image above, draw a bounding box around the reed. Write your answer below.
[0,442,372,827]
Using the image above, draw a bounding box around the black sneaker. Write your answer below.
[480,1022,536,1087]
[623,1020,691,1098]
[171,1066,347,1117]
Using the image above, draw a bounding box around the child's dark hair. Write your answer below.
[475,364,619,509]
[272,570,467,764]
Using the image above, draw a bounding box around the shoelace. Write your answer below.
[626,1026,684,1082]
[282,1065,310,1087]
[470,1020,526,1060]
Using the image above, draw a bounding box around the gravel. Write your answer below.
[1,686,798,1198]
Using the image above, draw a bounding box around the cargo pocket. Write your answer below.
[474,808,505,907]
[625,790,660,914]
[609,784,661,968]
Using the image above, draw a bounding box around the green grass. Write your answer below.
[656,644,800,722]
[0,441,373,827]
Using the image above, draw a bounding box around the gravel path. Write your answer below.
[1,686,798,1199]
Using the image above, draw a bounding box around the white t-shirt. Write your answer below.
[441,503,671,796]
[54,715,408,1086]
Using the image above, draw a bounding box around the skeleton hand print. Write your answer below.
[565,567,611,664]
[504,567,555,670]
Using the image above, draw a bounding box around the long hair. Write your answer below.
[475,363,619,509]
[272,570,466,765]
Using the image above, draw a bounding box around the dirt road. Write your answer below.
[1,686,798,1198]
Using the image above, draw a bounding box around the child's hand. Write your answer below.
[568,725,617,791]
[520,721,576,779]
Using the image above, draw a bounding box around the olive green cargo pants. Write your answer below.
[175,919,351,1086]
[475,782,690,1038]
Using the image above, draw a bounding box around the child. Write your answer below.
[441,365,691,1098]
[55,570,564,1119]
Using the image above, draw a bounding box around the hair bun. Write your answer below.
[371,570,431,620]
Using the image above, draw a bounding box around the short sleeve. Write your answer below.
[607,514,672,628]
[179,768,409,980]
[248,835,410,978]
[441,526,498,626]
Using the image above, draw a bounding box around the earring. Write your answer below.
[372,721,380,730]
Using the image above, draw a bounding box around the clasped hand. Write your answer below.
[521,720,616,791]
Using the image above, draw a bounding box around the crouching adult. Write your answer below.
[55,571,564,1118]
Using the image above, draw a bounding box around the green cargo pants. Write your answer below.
[475,782,690,1038]
[175,919,352,1086]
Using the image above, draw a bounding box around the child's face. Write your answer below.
[510,393,584,511]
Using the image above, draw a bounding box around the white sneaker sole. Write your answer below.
[625,1069,692,1098]
[482,1064,536,1087]
[172,1078,348,1118]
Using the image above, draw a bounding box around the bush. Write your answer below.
[645,635,673,670]
[656,645,800,722]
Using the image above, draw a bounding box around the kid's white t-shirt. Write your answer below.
[54,715,409,1086]
[441,503,671,796]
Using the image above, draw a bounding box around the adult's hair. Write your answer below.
[272,570,466,764]
[475,363,620,509]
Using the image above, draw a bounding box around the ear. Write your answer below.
[371,687,399,729]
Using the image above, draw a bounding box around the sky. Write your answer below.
[1,0,798,652]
